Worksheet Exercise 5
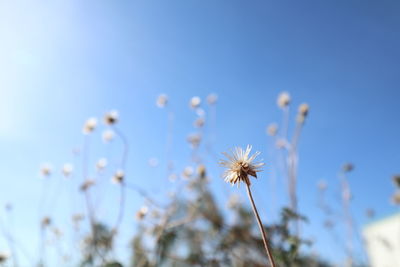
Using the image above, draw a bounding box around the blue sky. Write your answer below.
[1,0,400,265]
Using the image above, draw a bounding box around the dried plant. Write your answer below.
[220,145,276,267]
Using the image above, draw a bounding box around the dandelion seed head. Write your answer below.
[62,163,73,177]
[266,123,278,136]
[189,96,201,109]
[102,129,114,143]
[96,158,108,170]
[207,93,218,105]
[112,170,125,184]
[277,92,290,108]
[220,145,264,186]
[82,117,97,134]
[103,110,119,125]
[156,94,168,108]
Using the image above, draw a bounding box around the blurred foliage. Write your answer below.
[125,168,332,267]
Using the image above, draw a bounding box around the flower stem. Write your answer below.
[246,183,276,267]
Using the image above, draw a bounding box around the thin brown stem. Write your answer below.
[245,184,276,267]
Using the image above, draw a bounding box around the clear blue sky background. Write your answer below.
[1,0,400,265]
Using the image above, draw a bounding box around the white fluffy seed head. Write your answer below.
[83,117,97,134]
[266,123,278,136]
[156,94,168,108]
[189,96,201,109]
[62,163,73,177]
[277,92,290,108]
[102,129,114,143]
[96,158,108,170]
[40,163,52,178]
[136,206,149,220]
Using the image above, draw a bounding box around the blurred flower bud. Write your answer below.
[207,93,218,105]
[196,108,206,117]
[136,206,148,221]
[0,252,9,263]
[103,110,119,125]
[40,163,52,178]
[168,173,178,182]
[62,163,73,177]
[197,164,206,179]
[102,129,114,143]
[296,103,309,124]
[182,166,194,180]
[80,179,95,192]
[194,117,205,128]
[189,96,201,109]
[148,157,159,167]
[82,117,97,134]
[156,94,168,108]
[342,163,354,173]
[41,216,51,228]
[266,123,278,136]
[277,92,290,108]
[187,133,202,148]
[96,158,108,170]
[392,175,400,188]
[391,192,400,206]
[112,170,125,184]
[317,180,327,191]
[298,103,309,117]
[365,209,375,219]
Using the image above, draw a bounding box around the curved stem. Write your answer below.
[113,183,126,232]
[113,126,129,169]
[245,184,276,267]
